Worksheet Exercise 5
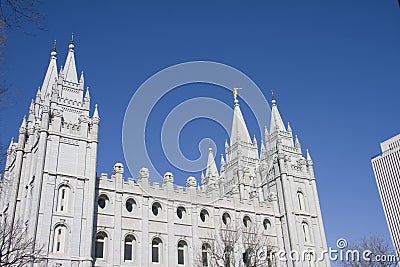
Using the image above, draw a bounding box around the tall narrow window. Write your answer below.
[177,240,187,265]
[302,222,310,243]
[57,186,69,212]
[95,232,107,259]
[297,191,305,211]
[53,225,66,253]
[202,243,210,267]
[152,238,162,263]
[124,235,135,262]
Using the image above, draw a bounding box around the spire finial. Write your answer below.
[271,90,276,106]
[233,87,242,104]
[69,33,75,50]
[51,40,57,58]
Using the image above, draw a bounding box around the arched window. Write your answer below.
[152,237,162,263]
[98,194,109,210]
[177,206,186,219]
[302,222,311,243]
[297,191,305,211]
[263,218,271,232]
[243,216,251,229]
[202,243,211,267]
[200,209,209,223]
[222,212,231,225]
[126,198,136,213]
[56,186,70,212]
[152,202,162,216]
[124,235,136,262]
[53,225,67,253]
[177,240,188,265]
[95,232,108,259]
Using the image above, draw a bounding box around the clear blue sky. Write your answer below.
[1,0,399,257]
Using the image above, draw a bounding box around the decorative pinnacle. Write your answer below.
[69,33,75,50]
[271,90,277,106]
[233,87,242,104]
[51,40,57,57]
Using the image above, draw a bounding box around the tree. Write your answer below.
[340,234,398,267]
[0,218,43,266]
[196,221,276,267]
[0,0,43,31]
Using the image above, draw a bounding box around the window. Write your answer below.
[53,225,67,253]
[263,219,271,232]
[56,186,69,212]
[200,209,209,223]
[222,212,231,225]
[297,191,305,211]
[202,243,210,267]
[152,202,162,216]
[95,232,107,259]
[98,194,109,210]
[126,198,136,213]
[177,206,186,219]
[243,216,251,228]
[152,237,162,263]
[177,240,187,265]
[302,222,310,243]
[124,235,135,262]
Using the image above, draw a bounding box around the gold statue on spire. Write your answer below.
[233,87,242,101]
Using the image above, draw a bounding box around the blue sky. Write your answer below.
[1,0,400,258]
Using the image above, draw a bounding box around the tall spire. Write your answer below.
[269,94,286,133]
[93,104,99,118]
[206,146,219,178]
[41,41,58,99]
[230,88,252,145]
[63,33,78,83]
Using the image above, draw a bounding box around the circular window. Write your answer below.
[263,218,271,231]
[126,198,136,213]
[152,202,162,216]
[222,212,231,225]
[177,206,186,219]
[200,209,209,222]
[98,194,109,209]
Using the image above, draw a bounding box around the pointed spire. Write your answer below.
[93,104,99,118]
[306,149,312,161]
[20,116,27,129]
[29,100,35,115]
[220,154,225,166]
[206,146,219,178]
[287,122,292,132]
[260,142,266,161]
[63,35,78,83]
[230,89,252,145]
[295,135,301,148]
[41,42,58,99]
[79,71,84,83]
[253,135,257,145]
[59,65,63,76]
[225,139,229,149]
[269,94,286,133]
[84,87,90,99]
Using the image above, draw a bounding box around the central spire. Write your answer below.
[230,88,252,145]
[63,33,78,83]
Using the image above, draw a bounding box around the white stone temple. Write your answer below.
[0,40,331,267]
